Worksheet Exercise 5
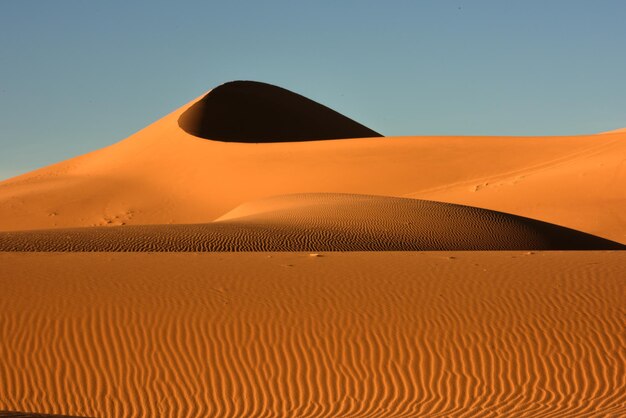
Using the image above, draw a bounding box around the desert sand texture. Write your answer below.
[0,193,622,251]
[1,81,625,417]
[1,252,625,417]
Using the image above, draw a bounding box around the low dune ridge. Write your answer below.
[0,194,622,251]
[178,80,382,142]
[1,252,625,417]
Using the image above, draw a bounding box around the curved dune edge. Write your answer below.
[599,126,626,134]
[1,252,625,417]
[0,194,622,251]
[178,80,382,142]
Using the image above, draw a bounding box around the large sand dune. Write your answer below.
[1,252,625,417]
[1,81,625,417]
[0,81,625,243]
[0,193,622,251]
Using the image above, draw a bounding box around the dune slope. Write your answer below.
[1,252,625,417]
[0,194,622,251]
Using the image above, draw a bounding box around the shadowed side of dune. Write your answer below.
[0,194,622,251]
[178,81,383,142]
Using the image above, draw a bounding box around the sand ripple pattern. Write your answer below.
[0,194,622,251]
[0,252,624,417]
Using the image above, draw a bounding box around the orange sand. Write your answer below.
[1,252,625,417]
[1,81,625,417]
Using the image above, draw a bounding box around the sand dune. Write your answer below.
[1,81,625,417]
[178,80,382,142]
[0,80,625,243]
[1,193,621,251]
[1,252,624,417]
[215,193,625,250]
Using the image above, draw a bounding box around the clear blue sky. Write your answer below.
[2,0,626,180]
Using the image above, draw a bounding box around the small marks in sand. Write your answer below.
[93,209,135,227]
[472,182,490,192]
[472,176,526,192]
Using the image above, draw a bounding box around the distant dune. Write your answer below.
[600,126,626,134]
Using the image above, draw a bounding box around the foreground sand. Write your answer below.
[1,252,624,417]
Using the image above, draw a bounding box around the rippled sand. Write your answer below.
[1,194,622,252]
[1,252,624,417]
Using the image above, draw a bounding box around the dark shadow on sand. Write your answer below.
[178,81,383,143]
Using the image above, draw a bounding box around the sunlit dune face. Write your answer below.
[178,80,383,143]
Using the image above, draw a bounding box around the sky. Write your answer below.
[2,0,626,180]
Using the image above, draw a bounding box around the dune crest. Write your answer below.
[178,80,382,142]
[599,126,626,134]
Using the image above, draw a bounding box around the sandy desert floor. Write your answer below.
[1,252,625,417]
[1,81,625,417]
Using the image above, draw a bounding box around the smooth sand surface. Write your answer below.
[0,194,622,251]
[0,82,625,243]
[1,252,624,417]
